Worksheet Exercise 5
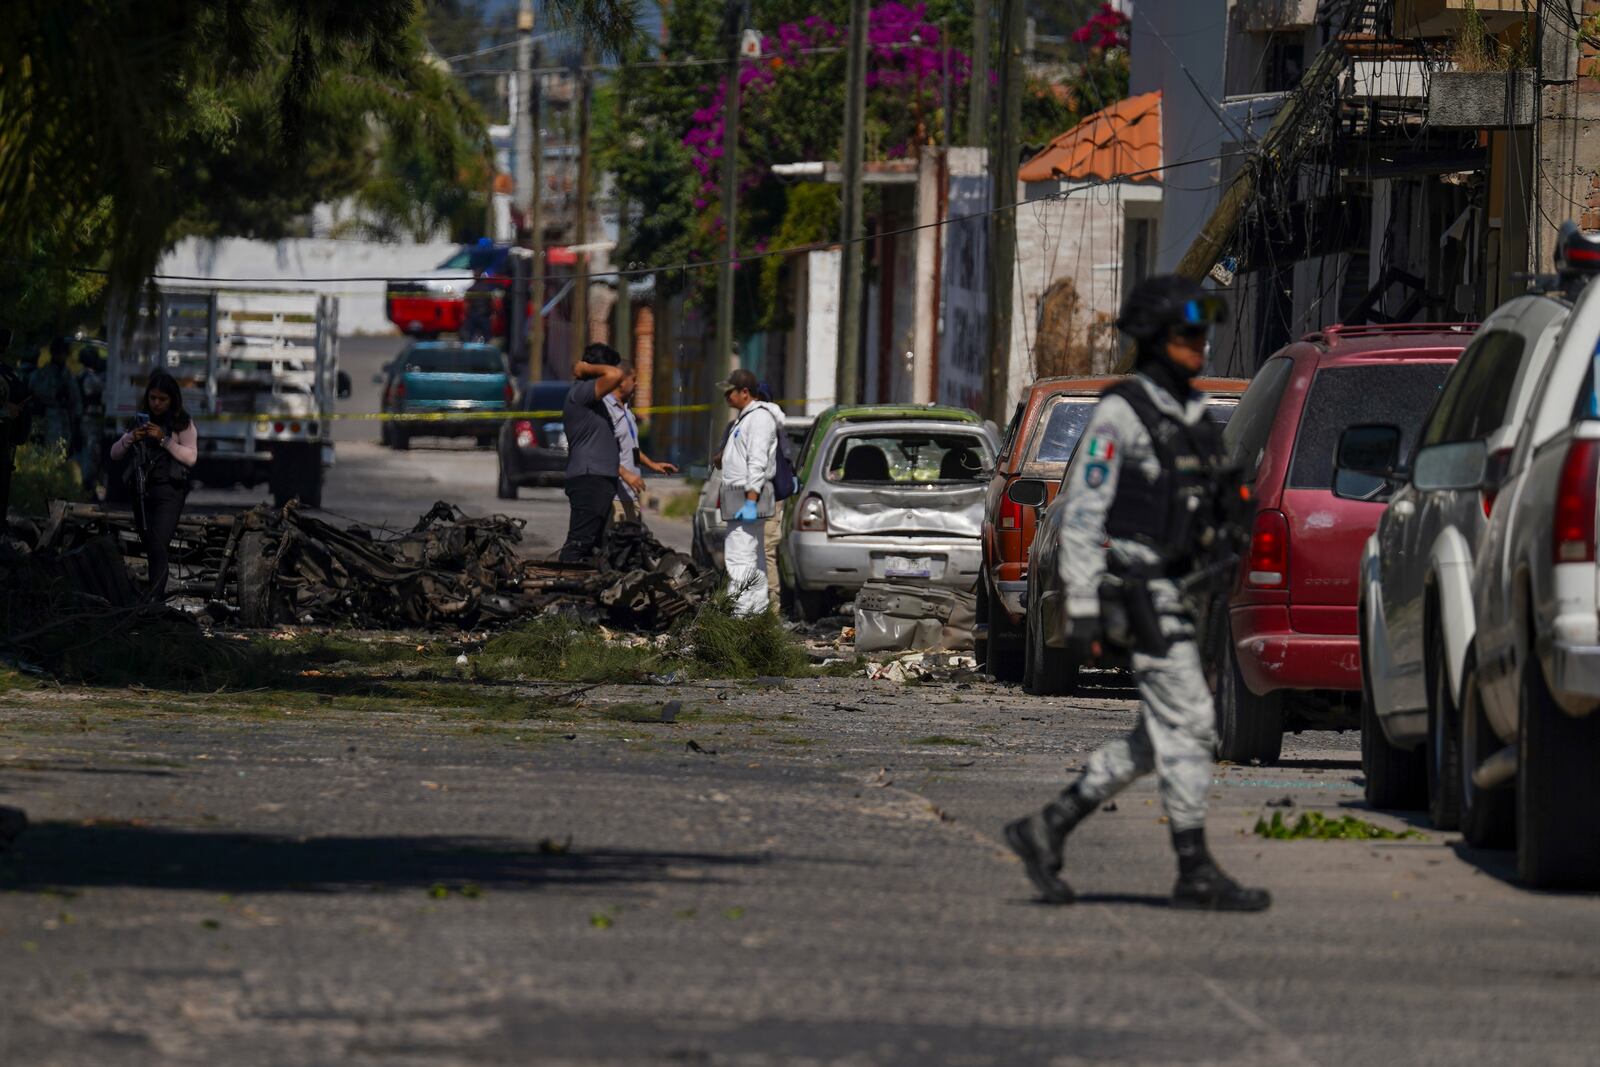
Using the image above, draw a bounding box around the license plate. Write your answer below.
[883,555,935,578]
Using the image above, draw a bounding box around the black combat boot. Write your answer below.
[1004,786,1096,904]
[1170,828,1271,912]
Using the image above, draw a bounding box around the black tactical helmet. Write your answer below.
[1116,274,1228,345]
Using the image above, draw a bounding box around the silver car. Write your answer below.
[779,418,999,620]
[1353,295,1564,828]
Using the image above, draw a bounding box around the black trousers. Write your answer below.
[560,474,617,563]
[138,483,187,600]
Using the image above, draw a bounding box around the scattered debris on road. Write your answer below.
[852,581,976,654]
[10,501,718,632]
[1254,811,1425,841]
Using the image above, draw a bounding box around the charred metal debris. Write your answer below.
[10,502,718,632]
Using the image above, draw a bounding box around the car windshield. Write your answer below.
[1289,362,1454,494]
[526,383,569,414]
[826,432,992,484]
[1032,398,1097,462]
[437,249,473,270]
[405,345,504,374]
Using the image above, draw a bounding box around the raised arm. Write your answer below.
[573,359,625,400]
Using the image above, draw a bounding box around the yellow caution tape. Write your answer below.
[104,398,827,426]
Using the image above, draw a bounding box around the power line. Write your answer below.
[33,153,1235,290]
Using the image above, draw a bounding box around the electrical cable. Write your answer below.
[20,154,1238,289]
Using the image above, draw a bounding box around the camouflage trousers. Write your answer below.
[1073,635,1216,833]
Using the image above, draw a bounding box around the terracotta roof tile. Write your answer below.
[1018,90,1162,184]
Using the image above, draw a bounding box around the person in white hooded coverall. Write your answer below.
[717,368,783,616]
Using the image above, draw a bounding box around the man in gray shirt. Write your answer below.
[558,343,625,564]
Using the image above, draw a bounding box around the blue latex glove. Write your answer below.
[733,499,759,522]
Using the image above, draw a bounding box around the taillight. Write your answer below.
[514,420,535,449]
[999,493,1024,531]
[1553,439,1600,563]
[1481,447,1512,517]
[1247,509,1289,588]
[505,381,515,405]
[394,381,405,404]
[797,493,827,531]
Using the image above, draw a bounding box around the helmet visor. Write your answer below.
[1178,296,1229,326]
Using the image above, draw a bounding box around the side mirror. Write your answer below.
[336,371,353,400]
[1413,439,1488,492]
[1007,478,1048,509]
[1337,424,1404,478]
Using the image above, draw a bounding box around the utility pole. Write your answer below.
[512,0,534,222]
[570,55,594,367]
[984,0,1023,424]
[528,48,546,377]
[836,0,869,406]
[713,0,746,444]
[967,0,990,146]
[613,71,632,364]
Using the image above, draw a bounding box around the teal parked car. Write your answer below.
[376,341,513,450]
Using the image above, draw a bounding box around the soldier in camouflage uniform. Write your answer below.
[1004,275,1271,913]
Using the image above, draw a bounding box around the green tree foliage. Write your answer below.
[608,0,970,329]
[1,0,639,304]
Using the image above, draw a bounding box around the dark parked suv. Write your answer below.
[496,380,573,498]
[1212,325,1471,764]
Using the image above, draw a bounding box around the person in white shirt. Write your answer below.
[716,368,783,616]
[605,361,677,524]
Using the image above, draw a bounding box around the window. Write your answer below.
[998,402,1024,461]
[1288,363,1454,492]
[1222,357,1295,480]
[826,432,993,484]
[526,383,569,413]
[1031,397,1098,463]
[1421,331,1525,446]
[405,345,506,374]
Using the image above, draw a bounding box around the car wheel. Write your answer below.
[1360,665,1426,810]
[392,429,409,451]
[796,589,831,623]
[1022,592,1078,696]
[1517,646,1600,887]
[496,459,517,500]
[1426,636,1463,831]
[1215,621,1284,765]
[477,434,495,448]
[978,576,1024,682]
[379,421,392,447]
[1358,615,1424,807]
[1458,658,1515,849]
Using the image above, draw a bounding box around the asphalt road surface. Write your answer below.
[2,669,1598,1065]
[187,335,693,554]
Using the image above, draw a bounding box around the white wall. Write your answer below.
[1009,180,1162,401]
[159,237,462,335]
[1132,0,1228,274]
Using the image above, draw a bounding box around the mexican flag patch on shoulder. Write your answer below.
[1086,436,1116,461]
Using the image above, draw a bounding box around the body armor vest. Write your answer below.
[1102,380,1225,562]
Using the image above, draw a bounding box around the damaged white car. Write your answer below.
[777,410,998,621]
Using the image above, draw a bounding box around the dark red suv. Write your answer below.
[1214,325,1472,764]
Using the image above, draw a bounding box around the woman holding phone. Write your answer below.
[110,372,197,600]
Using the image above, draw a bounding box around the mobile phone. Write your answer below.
[135,412,150,427]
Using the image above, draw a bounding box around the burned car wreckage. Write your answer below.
[10,501,717,633]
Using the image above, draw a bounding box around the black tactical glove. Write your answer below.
[1064,613,1103,667]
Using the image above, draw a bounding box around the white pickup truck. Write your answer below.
[1437,226,1600,886]
[105,287,349,508]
